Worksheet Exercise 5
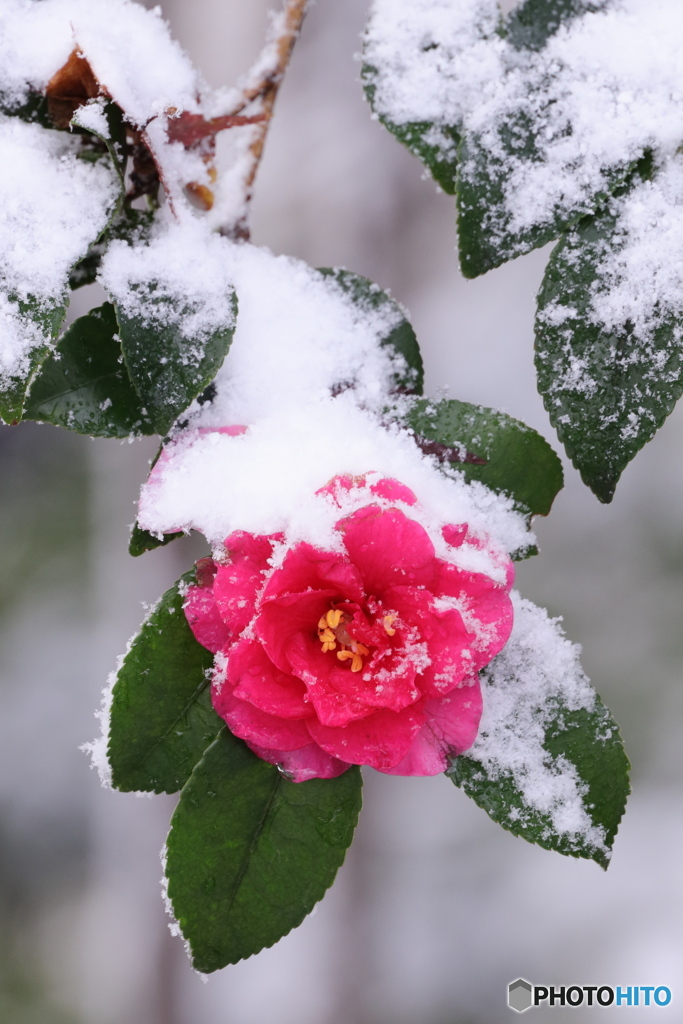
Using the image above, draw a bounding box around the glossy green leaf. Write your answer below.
[24,302,155,437]
[71,99,127,186]
[0,90,52,128]
[0,294,68,424]
[115,289,237,435]
[456,125,634,279]
[456,123,559,278]
[364,69,458,191]
[318,267,423,394]
[129,522,184,557]
[108,569,221,794]
[505,0,607,52]
[449,688,630,869]
[166,730,362,972]
[128,442,184,555]
[534,162,680,502]
[405,397,563,520]
[70,207,155,291]
[362,72,459,194]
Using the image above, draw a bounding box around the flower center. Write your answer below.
[316,607,396,672]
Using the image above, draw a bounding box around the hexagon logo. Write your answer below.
[508,979,533,1013]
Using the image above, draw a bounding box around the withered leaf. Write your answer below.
[45,48,102,129]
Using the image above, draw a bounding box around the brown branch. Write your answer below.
[223,0,311,239]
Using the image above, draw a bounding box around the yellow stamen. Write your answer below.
[318,615,329,630]
[321,640,337,653]
[383,615,396,636]
[336,649,365,673]
[351,642,370,657]
[326,608,344,629]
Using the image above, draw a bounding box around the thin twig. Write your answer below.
[223,0,311,239]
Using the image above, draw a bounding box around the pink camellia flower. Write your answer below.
[184,475,514,782]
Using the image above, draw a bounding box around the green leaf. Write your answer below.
[129,522,184,557]
[69,206,155,291]
[450,702,629,868]
[0,90,52,127]
[0,294,68,425]
[318,268,423,394]
[456,126,634,279]
[505,0,608,52]
[362,72,459,194]
[166,730,362,972]
[448,598,630,868]
[115,288,237,435]
[24,302,155,437]
[535,166,682,502]
[404,397,563,519]
[449,693,629,869]
[71,100,127,186]
[128,442,184,555]
[108,569,221,794]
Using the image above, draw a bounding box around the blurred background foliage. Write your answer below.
[0,1,682,1021]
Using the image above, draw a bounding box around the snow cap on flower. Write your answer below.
[183,474,514,781]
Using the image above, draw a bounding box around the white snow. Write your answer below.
[0,0,200,126]
[133,236,531,562]
[71,97,111,139]
[588,153,683,339]
[366,0,683,341]
[466,592,610,854]
[100,218,237,342]
[366,0,683,225]
[366,3,683,254]
[0,115,118,384]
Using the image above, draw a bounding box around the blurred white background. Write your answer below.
[1,1,682,1021]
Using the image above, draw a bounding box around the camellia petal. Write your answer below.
[338,506,436,593]
[247,741,352,782]
[368,477,418,505]
[380,679,483,776]
[285,630,420,726]
[261,542,365,603]
[184,564,232,654]
[185,473,514,780]
[229,638,312,720]
[434,563,514,668]
[381,584,477,697]
[256,590,337,675]
[307,704,425,771]
[213,531,279,633]
[213,673,313,751]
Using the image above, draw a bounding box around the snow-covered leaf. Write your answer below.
[114,286,237,436]
[108,569,221,794]
[535,157,683,502]
[365,0,677,277]
[0,115,118,419]
[25,302,154,437]
[456,117,633,279]
[70,207,154,291]
[405,397,563,526]
[71,98,127,187]
[0,91,51,128]
[318,268,423,394]
[165,729,362,972]
[448,595,630,868]
[506,0,607,52]
[363,71,459,194]
[128,522,184,558]
[0,294,67,424]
